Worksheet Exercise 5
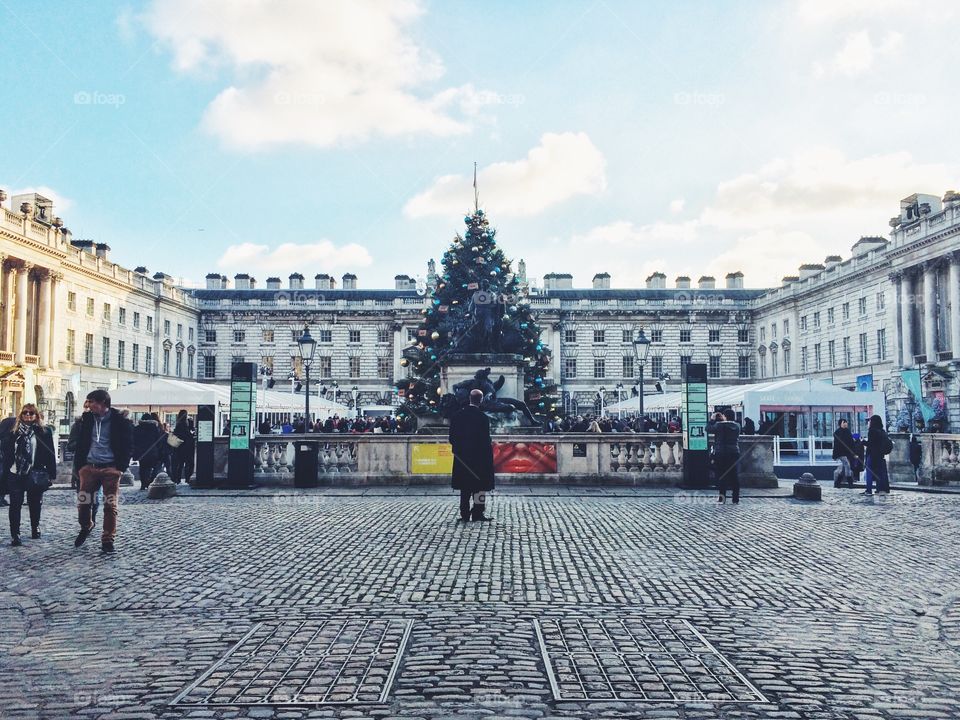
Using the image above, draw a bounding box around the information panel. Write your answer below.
[226,362,258,488]
[681,363,710,488]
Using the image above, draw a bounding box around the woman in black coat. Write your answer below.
[832,419,856,488]
[864,414,892,496]
[3,404,57,546]
[170,410,194,484]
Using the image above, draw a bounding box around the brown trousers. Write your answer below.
[78,465,122,542]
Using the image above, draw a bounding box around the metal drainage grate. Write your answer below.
[172,619,412,707]
[534,618,767,703]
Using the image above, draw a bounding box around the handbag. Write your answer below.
[167,434,184,448]
[25,469,52,493]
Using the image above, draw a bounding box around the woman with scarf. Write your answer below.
[3,404,57,546]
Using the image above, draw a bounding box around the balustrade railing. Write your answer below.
[252,436,359,477]
[608,438,683,473]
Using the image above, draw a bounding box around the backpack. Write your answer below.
[882,434,894,456]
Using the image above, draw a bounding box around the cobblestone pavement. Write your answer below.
[2,486,959,720]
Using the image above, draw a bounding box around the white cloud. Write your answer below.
[669,198,685,214]
[217,240,373,275]
[814,29,901,78]
[403,132,607,218]
[3,185,73,214]
[144,0,478,149]
[795,0,913,25]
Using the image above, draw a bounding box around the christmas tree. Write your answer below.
[396,208,560,424]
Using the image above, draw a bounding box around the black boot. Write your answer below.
[471,504,493,522]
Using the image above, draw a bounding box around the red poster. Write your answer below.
[493,442,557,473]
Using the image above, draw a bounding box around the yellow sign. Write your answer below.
[411,443,454,474]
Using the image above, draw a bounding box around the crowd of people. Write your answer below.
[258,414,416,434]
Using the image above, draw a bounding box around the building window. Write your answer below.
[349,329,361,344]
[233,329,245,343]
[783,319,789,336]
[377,357,391,379]
[189,327,194,342]
[842,302,850,321]
[377,328,391,343]
[709,356,721,379]
[593,329,605,344]
[800,316,807,331]
[232,355,244,366]
[877,329,886,360]
[622,329,632,343]
[86,298,95,317]
[859,333,868,363]
[593,358,605,378]
[843,337,851,367]
[67,292,77,311]
[102,303,111,323]
[737,328,749,343]
[118,307,126,325]
[176,350,183,377]
[85,334,94,364]
[858,297,867,316]
[132,344,140,372]
[650,329,663,343]
[146,316,153,333]
[876,292,885,311]
[800,346,807,373]
[563,358,577,379]
[319,329,333,343]
[204,355,216,379]
[261,356,274,373]
[290,356,303,379]
[177,323,183,339]
[813,311,821,329]
[680,354,692,369]
[760,327,765,343]
[771,352,778,376]
[407,328,417,341]
[783,348,791,374]
[117,340,125,369]
[650,356,663,377]
[349,356,361,378]
[145,347,152,374]
[318,356,332,378]
[814,343,821,371]
[738,355,750,378]
[262,329,274,343]
[709,329,720,343]
[828,340,835,368]
[188,353,194,378]
[771,323,777,340]
[679,329,692,343]
[163,320,170,336]
[205,330,216,342]
[133,311,140,329]
[564,329,577,343]
[102,338,110,367]
[66,330,76,362]
[827,308,834,325]
[622,356,634,378]
[162,349,171,375]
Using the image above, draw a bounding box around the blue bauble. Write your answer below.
[464,215,471,224]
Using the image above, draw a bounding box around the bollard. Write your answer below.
[793,472,822,501]
[147,469,177,500]
[120,469,135,487]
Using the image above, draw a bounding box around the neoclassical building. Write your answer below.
[0,191,198,428]
[3,186,959,429]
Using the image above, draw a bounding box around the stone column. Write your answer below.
[37,272,51,368]
[924,261,938,361]
[902,271,915,366]
[47,273,60,367]
[0,255,7,352]
[14,263,31,365]
[950,254,960,359]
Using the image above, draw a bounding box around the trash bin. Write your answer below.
[294,441,320,488]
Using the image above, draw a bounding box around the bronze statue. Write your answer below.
[444,367,539,426]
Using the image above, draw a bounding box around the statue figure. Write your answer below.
[465,281,502,353]
[443,367,540,427]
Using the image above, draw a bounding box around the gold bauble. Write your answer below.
[431,331,440,340]
[400,358,409,367]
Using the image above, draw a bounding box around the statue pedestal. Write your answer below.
[442,353,526,402]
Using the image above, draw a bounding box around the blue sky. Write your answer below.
[2,0,957,289]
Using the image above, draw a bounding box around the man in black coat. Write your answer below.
[449,389,495,522]
[133,413,164,490]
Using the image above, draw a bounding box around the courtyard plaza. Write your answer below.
[1,484,958,720]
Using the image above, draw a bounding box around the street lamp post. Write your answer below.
[615,382,624,420]
[297,326,317,433]
[351,385,359,419]
[598,386,606,417]
[632,328,651,419]
[332,380,339,406]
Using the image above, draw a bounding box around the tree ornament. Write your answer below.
[431,331,440,340]
[400,358,409,367]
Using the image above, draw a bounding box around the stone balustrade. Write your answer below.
[209,433,778,488]
[888,432,960,486]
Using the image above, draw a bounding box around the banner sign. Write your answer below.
[410,443,454,474]
[901,369,935,422]
[493,442,557,473]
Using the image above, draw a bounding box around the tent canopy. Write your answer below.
[605,378,885,418]
[109,378,349,414]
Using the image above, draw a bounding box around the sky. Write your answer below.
[1,0,958,290]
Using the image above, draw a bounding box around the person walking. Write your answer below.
[68,401,101,527]
[169,410,193,484]
[832,419,857,488]
[74,390,133,553]
[864,414,893,496]
[0,414,16,507]
[909,432,922,482]
[449,389,495,522]
[132,413,164,490]
[3,404,57,546]
[711,409,742,504]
